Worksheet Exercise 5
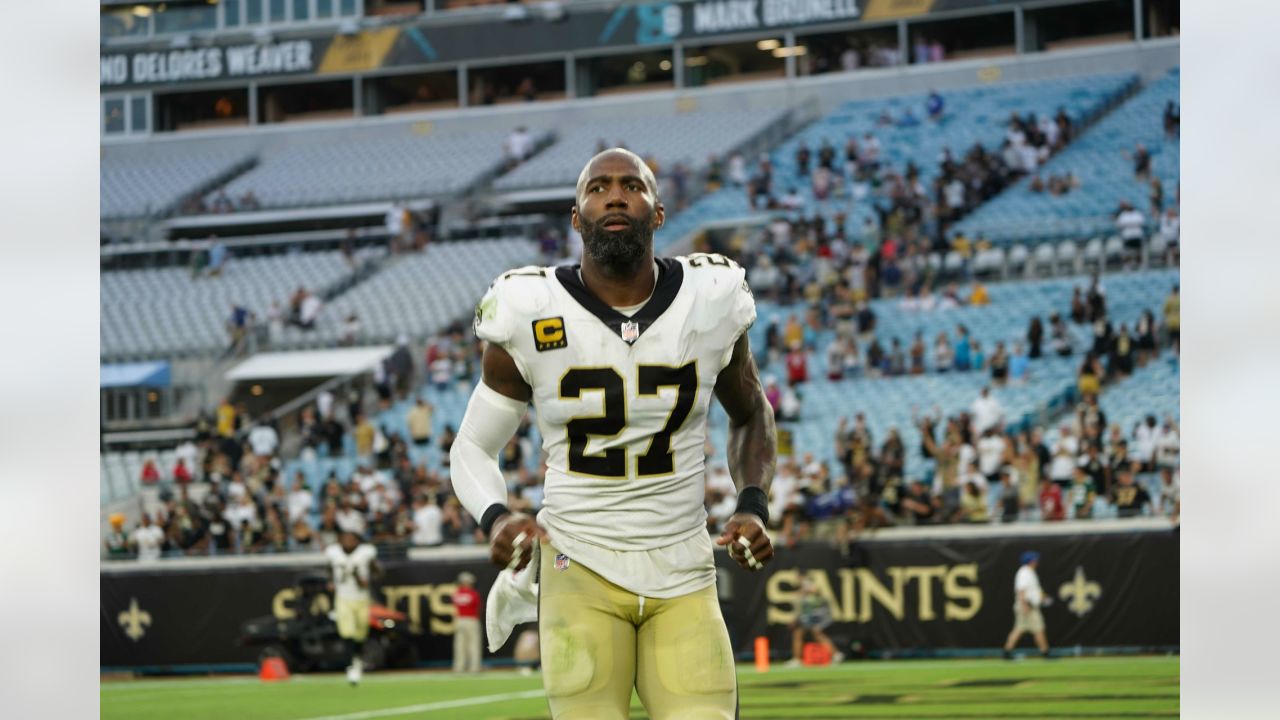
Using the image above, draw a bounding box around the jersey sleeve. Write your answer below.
[472,266,552,385]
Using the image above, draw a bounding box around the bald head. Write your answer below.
[575,148,660,204]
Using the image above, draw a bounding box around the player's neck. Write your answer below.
[580,252,657,308]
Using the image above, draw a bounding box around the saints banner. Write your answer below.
[101,528,1176,670]
[725,528,1179,652]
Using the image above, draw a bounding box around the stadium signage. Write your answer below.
[691,0,862,35]
[100,529,1176,669]
[100,40,314,87]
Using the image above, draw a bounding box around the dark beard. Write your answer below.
[580,212,654,276]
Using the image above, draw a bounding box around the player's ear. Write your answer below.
[654,202,665,230]
[570,204,581,233]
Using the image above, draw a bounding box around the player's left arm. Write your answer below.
[713,332,777,571]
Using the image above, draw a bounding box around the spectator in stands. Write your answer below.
[1163,285,1180,351]
[989,342,1010,385]
[926,89,944,121]
[339,314,361,346]
[1077,352,1104,400]
[287,475,314,526]
[1050,314,1073,357]
[407,397,433,448]
[140,457,162,486]
[929,39,944,62]
[933,331,953,373]
[212,189,235,213]
[1156,417,1179,470]
[517,77,537,102]
[900,479,937,524]
[1158,207,1179,263]
[971,341,986,372]
[248,421,279,464]
[238,189,260,211]
[971,387,1005,436]
[728,152,748,187]
[411,495,444,547]
[1158,467,1180,522]
[955,480,990,523]
[1026,317,1044,359]
[131,513,167,561]
[504,126,535,168]
[1131,309,1158,365]
[795,141,811,177]
[952,325,972,371]
[1149,177,1164,217]
[1111,465,1153,518]
[1163,101,1180,138]
[205,236,228,277]
[1129,143,1151,181]
[1038,477,1065,521]
[909,332,926,375]
[225,303,252,356]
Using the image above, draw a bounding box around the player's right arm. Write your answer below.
[450,276,544,573]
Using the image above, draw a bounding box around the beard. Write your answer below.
[580,211,655,275]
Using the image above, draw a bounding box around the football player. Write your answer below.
[325,529,380,685]
[451,148,777,719]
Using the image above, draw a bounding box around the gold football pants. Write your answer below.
[538,541,737,720]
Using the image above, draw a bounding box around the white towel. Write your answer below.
[484,542,540,653]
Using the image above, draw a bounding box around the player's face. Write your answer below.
[573,153,664,272]
[340,532,359,553]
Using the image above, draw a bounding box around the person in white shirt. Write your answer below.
[316,390,335,420]
[131,514,166,562]
[505,126,534,165]
[1003,551,1051,658]
[1133,415,1159,471]
[977,429,1008,485]
[1115,202,1147,260]
[287,475,315,525]
[248,422,279,460]
[412,495,444,546]
[1049,425,1079,486]
[971,387,1005,436]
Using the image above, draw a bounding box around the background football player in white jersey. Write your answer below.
[325,529,380,685]
[451,148,777,719]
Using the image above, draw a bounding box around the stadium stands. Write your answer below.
[101,144,254,219]
[655,72,1138,251]
[493,109,792,192]
[274,237,537,348]
[100,247,382,358]
[213,128,527,210]
[954,68,1180,242]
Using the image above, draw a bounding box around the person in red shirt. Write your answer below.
[1038,477,1065,521]
[172,458,193,485]
[452,571,482,673]
[785,343,809,386]
[140,458,161,485]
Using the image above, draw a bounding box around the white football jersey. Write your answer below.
[474,254,755,597]
[325,543,377,601]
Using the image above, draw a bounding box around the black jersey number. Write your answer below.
[561,363,698,478]
[687,252,737,268]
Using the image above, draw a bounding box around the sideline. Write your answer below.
[296,689,546,720]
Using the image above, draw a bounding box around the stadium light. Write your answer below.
[756,39,781,51]
[771,46,809,58]
[131,5,153,17]
[684,56,708,67]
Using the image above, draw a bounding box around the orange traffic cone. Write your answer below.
[259,656,291,682]
[754,636,770,673]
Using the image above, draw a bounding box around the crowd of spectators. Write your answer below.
[106,326,493,561]
[734,394,1179,553]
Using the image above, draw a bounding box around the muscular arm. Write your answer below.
[712,333,777,570]
[714,333,777,497]
[449,343,543,571]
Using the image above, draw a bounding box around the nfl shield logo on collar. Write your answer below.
[621,321,640,344]
[554,553,571,571]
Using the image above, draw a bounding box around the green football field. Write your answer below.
[101,655,1178,719]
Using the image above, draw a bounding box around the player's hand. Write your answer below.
[716,513,774,571]
[489,512,546,573]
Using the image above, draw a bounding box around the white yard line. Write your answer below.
[297,689,546,720]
